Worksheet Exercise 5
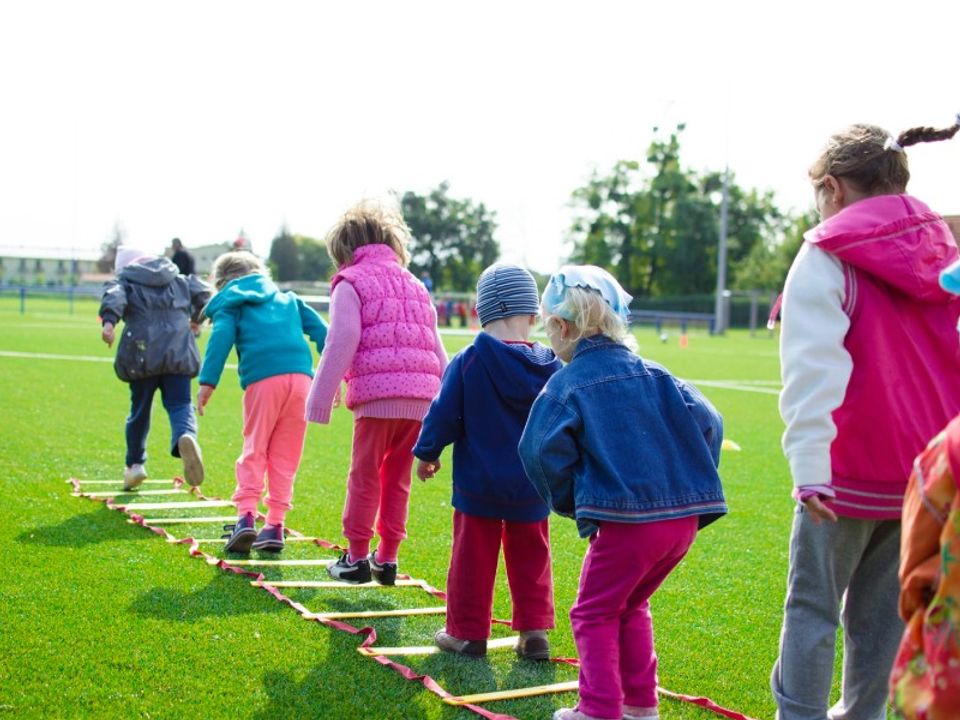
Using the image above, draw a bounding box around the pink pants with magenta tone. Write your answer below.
[343,417,422,563]
[233,373,311,526]
[445,509,555,640]
[571,517,698,720]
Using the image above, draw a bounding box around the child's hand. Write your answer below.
[190,321,201,337]
[197,385,214,416]
[417,459,440,481]
[101,322,115,347]
[802,495,838,524]
[332,386,342,409]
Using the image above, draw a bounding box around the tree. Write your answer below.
[731,209,817,291]
[398,182,500,292]
[568,126,788,298]
[97,222,126,273]
[267,226,333,282]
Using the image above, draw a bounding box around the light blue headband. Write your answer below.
[542,265,633,323]
[940,258,960,295]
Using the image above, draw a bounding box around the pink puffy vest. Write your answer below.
[810,195,960,518]
[331,244,442,409]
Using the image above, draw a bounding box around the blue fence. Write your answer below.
[0,285,102,314]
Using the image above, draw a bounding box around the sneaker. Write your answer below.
[552,709,604,720]
[252,524,285,553]
[177,434,204,487]
[622,706,659,720]
[327,553,371,584]
[222,513,257,554]
[434,630,487,658]
[516,630,550,661]
[368,552,397,586]
[123,464,148,491]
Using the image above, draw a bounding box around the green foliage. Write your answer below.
[732,209,818,291]
[399,182,500,292]
[268,226,333,282]
[569,127,790,298]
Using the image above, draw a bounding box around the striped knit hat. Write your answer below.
[475,263,540,327]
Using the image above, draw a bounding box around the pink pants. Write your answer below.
[445,509,555,640]
[571,517,698,719]
[233,374,311,526]
[343,417,421,563]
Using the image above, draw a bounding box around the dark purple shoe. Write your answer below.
[222,513,257,554]
[252,524,284,553]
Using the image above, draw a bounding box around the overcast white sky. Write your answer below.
[1,0,958,271]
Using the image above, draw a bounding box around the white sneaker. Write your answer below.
[123,464,148,491]
[177,434,204,487]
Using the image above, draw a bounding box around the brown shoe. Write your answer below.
[434,630,486,657]
[516,630,550,661]
[177,434,204,487]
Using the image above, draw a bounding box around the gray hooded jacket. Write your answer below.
[99,257,212,382]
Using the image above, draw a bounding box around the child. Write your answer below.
[413,264,563,660]
[99,245,211,491]
[518,265,726,720]
[305,201,447,584]
[197,251,327,553]
[773,118,960,720]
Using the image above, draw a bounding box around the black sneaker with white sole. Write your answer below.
[368,552,397,585]
[327,553,371,584]
[222,513,257,554]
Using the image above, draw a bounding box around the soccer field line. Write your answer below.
[67,478,758,720]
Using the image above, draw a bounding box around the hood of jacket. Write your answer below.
[472,332,560,411]
[118,257,180,287]
[203,273,278,318]
[806,194,958,303]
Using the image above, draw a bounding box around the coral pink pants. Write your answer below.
[343,417,422,563]
[233,374,311,526]
[571,517,697,719]
[445,509,555,640]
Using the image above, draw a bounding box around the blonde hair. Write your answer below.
[210,251,268,290]
[543,286,637,351]
[325,200,412,268]
[810,119,960,195]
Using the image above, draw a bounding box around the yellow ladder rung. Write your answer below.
[252,579,423,589]
[360,635,518,657]
[118,500,234,511]
[191,536,321,544]
[75,489,188,498]
[228,559,333,567]
[443,680,579,705]
[131,516,238,525]
[308,606,446,620]
[70,479,175,486]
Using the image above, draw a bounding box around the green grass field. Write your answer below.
[0,297,805,719]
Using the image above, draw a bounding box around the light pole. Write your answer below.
[713,167,730,334]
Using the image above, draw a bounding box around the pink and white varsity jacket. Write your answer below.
[780,194,960,519]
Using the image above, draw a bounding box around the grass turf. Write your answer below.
[0,298,821,719]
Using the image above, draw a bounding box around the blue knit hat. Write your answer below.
[475,263,540,327]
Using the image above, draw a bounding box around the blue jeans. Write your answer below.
[125,374,197,467]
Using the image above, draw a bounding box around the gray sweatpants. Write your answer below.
[771,508,902,720]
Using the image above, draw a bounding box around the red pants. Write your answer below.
[342,417,421,562]
[444,509,555,640]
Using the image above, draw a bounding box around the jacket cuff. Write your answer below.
[305,404,332,424]
[787,446,832,488]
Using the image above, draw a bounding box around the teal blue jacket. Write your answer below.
[199,274,327,390]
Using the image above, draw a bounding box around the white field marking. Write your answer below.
[0,349,239,370]
[9,323,96,330]
[690,379,781,396]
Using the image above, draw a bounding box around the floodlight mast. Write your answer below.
[713,167,730,334]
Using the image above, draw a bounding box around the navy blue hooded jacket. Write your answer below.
[413,332,562,522]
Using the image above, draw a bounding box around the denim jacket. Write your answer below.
[518,335,726,538]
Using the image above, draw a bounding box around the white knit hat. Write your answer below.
[114,246,151,272]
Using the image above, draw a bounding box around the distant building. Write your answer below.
[177,242,233,276]
[0,247,100,287]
